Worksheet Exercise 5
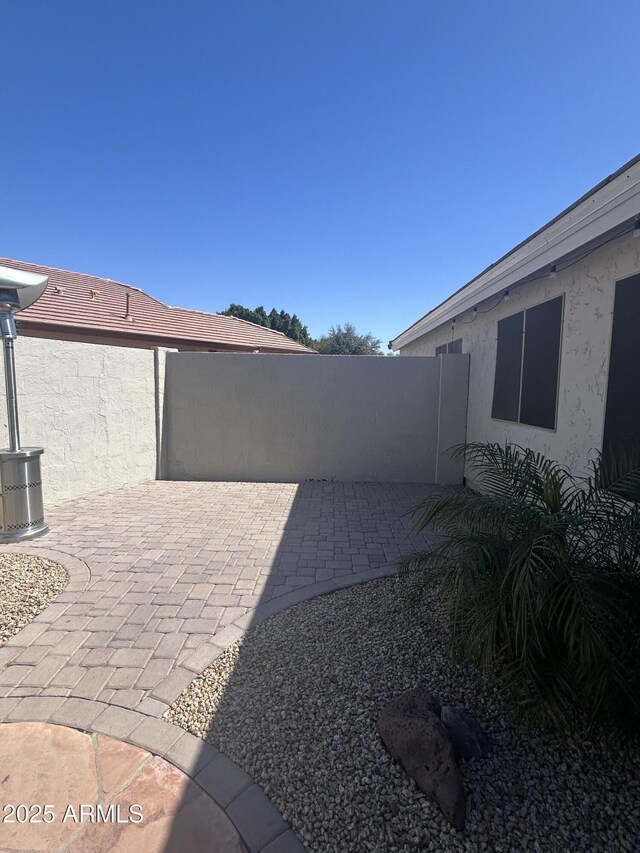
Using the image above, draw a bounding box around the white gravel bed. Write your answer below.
[0,553,68,647]
[167,576,640,852]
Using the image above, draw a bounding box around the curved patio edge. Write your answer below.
[0,543,92,591]
[0,569,391,853]
[175,562,400,687]
[0,696,306,853]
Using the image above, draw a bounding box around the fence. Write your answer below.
[3,341,469,502]
[162,352,469,484]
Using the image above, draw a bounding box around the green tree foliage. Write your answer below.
[314,323,383,355]
[222,304,313,346]
[399,442,640,733]
[222,304,269,327]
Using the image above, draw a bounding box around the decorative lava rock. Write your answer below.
[441,705,492,763]
[377,686,466,831]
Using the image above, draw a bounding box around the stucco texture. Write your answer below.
[399,232,640,478]
[0,337,159,503]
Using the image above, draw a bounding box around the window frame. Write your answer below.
[602,272,640,453]
[491,294,564,432]
[435,338,463,356]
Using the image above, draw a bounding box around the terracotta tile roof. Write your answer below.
[0,258,315,354]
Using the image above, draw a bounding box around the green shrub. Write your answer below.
[400,442,640,733]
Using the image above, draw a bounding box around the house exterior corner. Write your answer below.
[394,181,640,480]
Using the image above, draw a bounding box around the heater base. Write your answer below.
[0,447,48,542]
[0,520,49,544]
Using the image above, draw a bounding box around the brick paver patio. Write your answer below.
[0,480,435,714]
[0,479,437,851]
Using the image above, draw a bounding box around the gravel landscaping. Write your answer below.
[167,576,640,853]
[0,553,68,647]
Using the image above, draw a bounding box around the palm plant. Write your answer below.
[400,442,640,732]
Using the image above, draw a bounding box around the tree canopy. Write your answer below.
[314,323,382,355]
[221,306,382,355]
[221,304,313,347]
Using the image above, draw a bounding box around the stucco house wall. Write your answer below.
[399,231,640,478]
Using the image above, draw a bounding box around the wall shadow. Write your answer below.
[163,479,439,852]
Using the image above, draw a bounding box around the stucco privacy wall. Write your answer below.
[0,337,163,503]
[399,231,640,478]
[163,352,470,483]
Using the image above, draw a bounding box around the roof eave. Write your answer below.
[16,320,315,354]
[390,155,640,350]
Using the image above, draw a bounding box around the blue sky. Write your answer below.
[2,1,639,347]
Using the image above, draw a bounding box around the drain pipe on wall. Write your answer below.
[154,347,163,480]
[154,347,176,481]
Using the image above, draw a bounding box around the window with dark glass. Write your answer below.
[491,295,563,429]
[435,338,462,356]
[603,273,640,454]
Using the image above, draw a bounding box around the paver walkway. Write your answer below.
[0,480,436,715]
[0,479,438,852]
[0,721,245,852]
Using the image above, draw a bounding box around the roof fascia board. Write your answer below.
[17,321,311,353]
[391,162,640,349]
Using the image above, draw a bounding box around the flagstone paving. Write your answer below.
[0,721,246,852]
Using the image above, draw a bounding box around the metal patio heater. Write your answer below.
[0,265,49,542]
